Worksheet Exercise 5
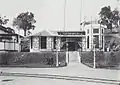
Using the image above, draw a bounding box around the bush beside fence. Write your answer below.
[81,51,120,69]
[81,51,106,68]
[0,51,66,67]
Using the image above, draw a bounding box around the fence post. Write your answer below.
[93,44,96,68]
[56,50,59,67]
[56,39,59,67]
[66,43,69,64]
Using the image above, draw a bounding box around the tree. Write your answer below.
[99,6,120,31]
[13,12,36,36]
[0,16,9,25]
[6,27,15,33]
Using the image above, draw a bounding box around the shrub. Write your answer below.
[81,50,120,69]
[81,51,105,68]
[0,51,66,67]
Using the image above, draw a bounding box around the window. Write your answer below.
[87,29,89,34]
[102,36,104,48]
[102,29,104,34]
[53,37,56,49]
[32,37,39,49]
[87,36,89,48]
[93,29,99,33]
[41,36,47,49]
[93,35,99,48]
[0,38,2,42]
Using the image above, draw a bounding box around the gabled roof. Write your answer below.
[0,25,23,38]
[30,30,58,37]
[0,25,15,33]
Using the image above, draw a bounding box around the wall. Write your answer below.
[30,36,87,52]
[0,42,19,51]
[47,36,53,50]
[82,37,86,51]
[30,36,60,52]
[0,42,4,50]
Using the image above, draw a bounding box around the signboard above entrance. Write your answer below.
[58,31,85,35]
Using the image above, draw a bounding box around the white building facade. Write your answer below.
[0,25,23,52]
[29,23,105,52]
[84,24,105,51]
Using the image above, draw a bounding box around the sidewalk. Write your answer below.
[0,62,120,81]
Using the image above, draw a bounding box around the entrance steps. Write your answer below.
[66,51,81,64]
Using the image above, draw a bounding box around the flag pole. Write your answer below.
[80,0,82,30]
[64,0,66,31]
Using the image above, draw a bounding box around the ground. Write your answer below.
[0,76,111,85]
[0,62,120,85]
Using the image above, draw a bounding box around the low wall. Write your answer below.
[0,51,66,67]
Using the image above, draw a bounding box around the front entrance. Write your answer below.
[68,42,76,51]
[60,37,83,63]
[67,42,81,63]
[60,37,82,51]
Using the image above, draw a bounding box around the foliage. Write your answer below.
[104,37,120,52]
[0,52,66,67]
[21,38,30,52]
[81,51,105,68]
[13,12,36,36]
[0,16,9,25]
[99,6,120,31]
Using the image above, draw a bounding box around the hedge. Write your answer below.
[81,51,120,68]
[81,51,106,68]
[0,51,66,67]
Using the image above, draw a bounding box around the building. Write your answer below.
[29,30,86,52]
[0,25,23,52]
[84,23,105,51]
[29,23,105,52]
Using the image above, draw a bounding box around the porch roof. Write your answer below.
[29,30,85,37]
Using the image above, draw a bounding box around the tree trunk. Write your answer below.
[24,30,27,36]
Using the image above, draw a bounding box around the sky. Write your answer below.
[0,0,119,35]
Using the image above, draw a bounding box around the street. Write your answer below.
[0,63,120,85]
[0,76,116,85]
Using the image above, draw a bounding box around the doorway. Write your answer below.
[68,42,80,51]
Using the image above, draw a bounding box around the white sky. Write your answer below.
[0,0,119,35]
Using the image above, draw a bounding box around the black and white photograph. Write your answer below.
[1,0,120,85]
